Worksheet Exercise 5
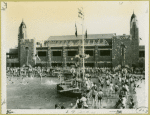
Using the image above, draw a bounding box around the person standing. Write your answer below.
[106,79,110,96]
[75,97,82,109]
[101,78,104,89]
[92,88,97,108]
[80,94,88,109]
[109,82,114,97]
[128,98,135,109]
[114,95,123,108]
[97,89,104,109]
[114,83,119,96]
[93,83,97,90]
[55,104,60,109]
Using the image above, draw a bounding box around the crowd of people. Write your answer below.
[6,65,145,109]
[6,65,144,78]
[72,67,145,109]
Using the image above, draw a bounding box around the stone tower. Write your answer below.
[130,11,139,67]
[20,39,36,67]
[18,20,36,67]
[18,19,27,40]
[18,20,27,67]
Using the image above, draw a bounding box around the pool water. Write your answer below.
[7,77,76,109]
[7,75,146,109]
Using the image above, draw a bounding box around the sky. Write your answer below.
[1,1,149,52]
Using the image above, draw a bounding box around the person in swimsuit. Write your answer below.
[125,78,129,86]
[55,104,60,109]
[92,88,97,108]
[29,67,32,78]
[99,77,102,84]
[93,83,97,90]
[118,77,122,86]
[61,106,65,109]
[101,78,104,88]
[106,79,110,95]
[124,83,129,96]
[129,98,134,109]
[114,83,119,96]
[130,77,133,85]
[122,96,127,109]
[106,75,109,80]
[97,89,104,109]
[133,82,136,94]
[80,94,88,109]
[122,84,127,96]
[109,82,114,97]
[76,97,81,109]
[86,83,90,93]
[114,96,123,108]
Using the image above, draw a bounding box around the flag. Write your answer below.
[85,29,87,38]
[75,23,77,37]
[78,8,84,19]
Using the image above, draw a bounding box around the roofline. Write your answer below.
[48,33,116,37]
[46,38,112,41]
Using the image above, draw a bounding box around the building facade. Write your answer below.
[6,12,145,68]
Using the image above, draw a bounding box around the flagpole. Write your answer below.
[78,7,85,80]
[35,58,36,65]
[82,16,85,80]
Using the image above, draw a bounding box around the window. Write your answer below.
[38,51,47,56]
[85,50,93,56]
[25,47,29,50]
[139,51,145,57]
[52,63,62,67]
[100,50,110,56]
[68,51,77,56]
[85,63,94,67]
[53,51,61,56]
[67,63,75,67]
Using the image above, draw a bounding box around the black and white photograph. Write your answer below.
[1,1,149,114]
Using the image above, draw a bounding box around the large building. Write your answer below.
[6,12,145,68]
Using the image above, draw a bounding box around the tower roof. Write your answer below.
[130,12,136,22]
[20,19,26,28]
